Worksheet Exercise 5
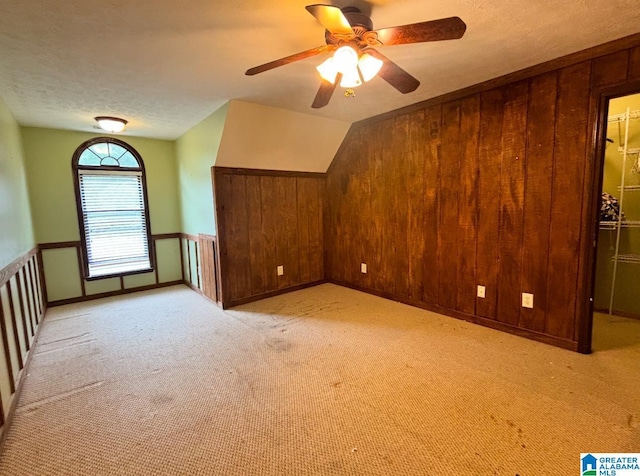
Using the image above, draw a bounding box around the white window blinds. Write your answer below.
[79,171,151,277]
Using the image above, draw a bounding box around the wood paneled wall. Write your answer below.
[0,247,45,441]
[325,39,640,352]
[213,167,325,308]
[197,234,219,303]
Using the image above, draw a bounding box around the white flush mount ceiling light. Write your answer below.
[95,116,128,133]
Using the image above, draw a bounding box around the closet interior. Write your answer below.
[594,92,640,320]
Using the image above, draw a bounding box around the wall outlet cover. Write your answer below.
[277,265,284,276]
[361,263,367,273]
[477,285,486,298]
[522,292,534,309]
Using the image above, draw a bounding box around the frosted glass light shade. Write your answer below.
[358,54,383,82]
[316,57,338,83]
[340,68,363,88]
[95,116,127,133]
[332,46,359,73]
[315,46,382,88]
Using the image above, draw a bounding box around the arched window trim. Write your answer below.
[72,137,155,280]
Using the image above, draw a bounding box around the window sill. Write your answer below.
[85,267,154,281]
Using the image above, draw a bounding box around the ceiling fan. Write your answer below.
[245,4,466,108]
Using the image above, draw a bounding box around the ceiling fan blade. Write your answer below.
[246,45,333,76]
[374,16,466,46]
[366,49,419,94]
[311,73,342,108]
[306,5,355,38]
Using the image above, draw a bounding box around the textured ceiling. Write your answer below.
[0,0,639,140]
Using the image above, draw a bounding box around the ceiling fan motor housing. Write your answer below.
[325,7,373,44]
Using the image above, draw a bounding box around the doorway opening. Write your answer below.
[592,91,640,351]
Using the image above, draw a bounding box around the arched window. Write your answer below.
[72,137,154,279]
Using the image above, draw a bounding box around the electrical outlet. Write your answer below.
[522,292,534,309]
[361,263,367,274]
[277,265,284,276]
[477,285,486,298]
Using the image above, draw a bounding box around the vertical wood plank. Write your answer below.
[519,72,558,332]
[380,119,398,294]
[438,101,462,309]
[212,238,220,301]
[309,178,324,282]
[14,272,30,350]
[213,171,230,303]
[16,269,36,340]
[36,249,48,308]
[545,61,591,339]
[368,122,385,293]
[260,176,279,291]
[407,109,427,302]
[27,260,40,323]
[186,240,192,285]
[456,96,480,314]
[227,175,251,300]
[194,242,200,289]
[352,128,372,288]
[178,237,185,282]
[30,257,43,315]
[23,266,37,332]
[392,115,411,298]
[422,105,442,305]
[5,281,24,370]
[297,178,312,284]
[246,175,267,295]
[283,177,300,288]
[476,89,504,319]
[0,294,16,393]
[495,80,528,326]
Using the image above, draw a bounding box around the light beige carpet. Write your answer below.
[0,284,638,475]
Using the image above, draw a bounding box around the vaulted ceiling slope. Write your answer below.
[0,0,639,140]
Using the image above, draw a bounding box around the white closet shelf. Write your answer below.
[600,220,640,230]
[608,110,640,123]
[617,147,640,154]
[615,254,640,264]
[617,185,640,191]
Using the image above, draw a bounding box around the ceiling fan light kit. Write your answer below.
[245,4,466,108]
[316,46,383,88]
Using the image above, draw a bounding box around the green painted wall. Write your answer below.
[22,127,181,242]
[175,102,229,236]
[21,127,183,301]
[0,97,35,269]
[594,93,640,316]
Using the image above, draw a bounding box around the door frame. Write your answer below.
[579,79,640,353]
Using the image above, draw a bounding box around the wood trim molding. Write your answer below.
[221,280,327,309]
[47,280,184,307]
[358,32,640,127]
[213,166,326,179]
[153,233,182,240]
[39,241,81,250]
[0,247,38,289]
